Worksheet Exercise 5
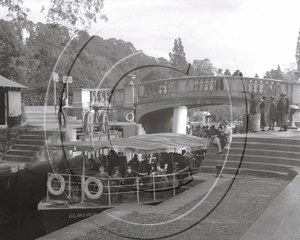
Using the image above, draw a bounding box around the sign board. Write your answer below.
[63,76,73,83]
[52,72,59,82]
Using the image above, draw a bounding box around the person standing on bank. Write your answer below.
[58,92,68,128]
[259,96,269,132]
[268,96,277,131]
[249,94,261,132]
[277,92,290,131]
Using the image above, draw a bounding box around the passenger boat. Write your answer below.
[38,133,209,234]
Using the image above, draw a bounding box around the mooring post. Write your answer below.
[216,161,223,177]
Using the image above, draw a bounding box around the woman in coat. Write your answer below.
[249,94,261,132]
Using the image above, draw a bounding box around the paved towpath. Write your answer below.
[37,173,234,240]
[240,167,300,240]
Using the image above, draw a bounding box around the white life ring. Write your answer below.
[47,174,66,196]
[126,112,134,122]
[83,177,103,199]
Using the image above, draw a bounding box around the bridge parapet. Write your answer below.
[135,76,290,103]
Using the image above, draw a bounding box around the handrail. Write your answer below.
[46,167,194,204]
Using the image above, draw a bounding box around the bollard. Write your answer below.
[216,161,223,177]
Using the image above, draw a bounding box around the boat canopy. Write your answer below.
[47,133,210,154]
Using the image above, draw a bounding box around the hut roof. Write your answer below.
[0,75,27,89]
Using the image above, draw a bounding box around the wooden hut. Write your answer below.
[0,75,27,127]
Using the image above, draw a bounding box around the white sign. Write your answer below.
[52,72,59,82]
[63,76,73,83]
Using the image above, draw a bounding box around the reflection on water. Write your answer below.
[0,211,46,240]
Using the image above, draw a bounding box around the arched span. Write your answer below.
[138,108,173,133]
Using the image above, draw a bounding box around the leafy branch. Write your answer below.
[0,0,107,31]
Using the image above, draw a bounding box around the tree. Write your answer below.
[254,73,259,78]
[263,65,283,80]
[188,105,246,123]
[190,58,216,76]
[296,28,300,71]
[232,69,242,76]
[224,69,231,76]
[217,68,223,75]
[169,38,188,76]
[282,63,298,83]
[0,0,107,30]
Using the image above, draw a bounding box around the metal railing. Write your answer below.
[46,167,193,206]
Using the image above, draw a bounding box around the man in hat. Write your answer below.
[277,92,290,131]
[128,154,141,174]
[268,96,277,131]
[259,96,269,131]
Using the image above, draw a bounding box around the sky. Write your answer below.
[1,0,299,77]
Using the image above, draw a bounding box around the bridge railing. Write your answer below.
[135,76,290,103]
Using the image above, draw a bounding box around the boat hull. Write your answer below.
[38,200,112,234]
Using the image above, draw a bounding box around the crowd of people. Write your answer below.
[187,124,225,138]
[250,92,290,132]
[186,120,233,154]
[85,153,185,204]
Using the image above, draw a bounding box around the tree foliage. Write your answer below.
[0,19,222,105]
[190,58,216,76]
[188,105,246,124]
[0,0,107,30]
[224,69,231,76]
[263,64,283,80]
[169,38,189,76]
[296,28,300,71]
[0,0,30,24]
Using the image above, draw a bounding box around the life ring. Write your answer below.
[126,112,134,122]
[83,177,103,199]
[47,174,66,196]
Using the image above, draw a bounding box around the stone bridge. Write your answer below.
[110,76,300,133]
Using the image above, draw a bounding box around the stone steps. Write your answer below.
[20,135,47,140]
[13,144,44,151]
[201,160,292,172]
[24,105,81,128]
[17,139,47,145]
[6,149,38,157]
[228,142,300,152]
[208,148,300,159]
[3,154,37,163]
[204,154,300,166]
[3,128,74,163]
[199,138,300,178]
[200,166,287,179]
[232,136,300,145]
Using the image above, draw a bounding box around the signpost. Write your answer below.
[63,76,73,101]
[52,72,59,115]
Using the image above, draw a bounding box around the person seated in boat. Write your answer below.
[173,162,182,187]
[94,166,110,204]
[86,155,99,172]
[173,162,181,173]
[212,119,232,154]
[128,154,141,175]
[139,158,150,176]
[118,166,136,202]
[153,163,170,198]
[110,166,123,203]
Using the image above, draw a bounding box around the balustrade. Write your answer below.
[109,76,291,106]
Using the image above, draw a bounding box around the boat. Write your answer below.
[38,133,209,234]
